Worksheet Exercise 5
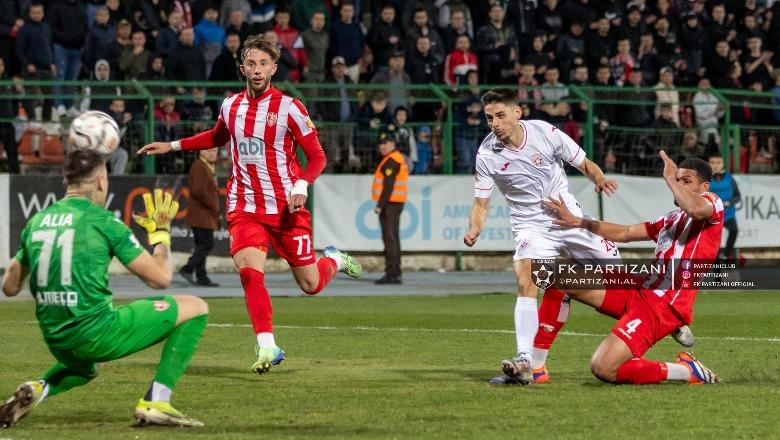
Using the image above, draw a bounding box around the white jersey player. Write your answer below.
[464,88,620,385]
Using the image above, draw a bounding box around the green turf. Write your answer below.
[1,292,778,439]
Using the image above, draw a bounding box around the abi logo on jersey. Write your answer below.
[237,135,265,164]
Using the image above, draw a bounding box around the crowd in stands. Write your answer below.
[0,0,778,174]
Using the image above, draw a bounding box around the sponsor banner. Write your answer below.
[603,174,780,248]
[313,175,599,252]
[0,175,8,268]
[7,176,232,259]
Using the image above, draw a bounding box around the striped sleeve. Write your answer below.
[702,192,725,224]
[287,98,317,140]
[474,153,494,199]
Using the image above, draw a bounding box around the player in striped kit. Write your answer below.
[543,152,722,384]
[138,35,363,375]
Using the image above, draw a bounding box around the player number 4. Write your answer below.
[623,318,642,335]
[293,235,311,256]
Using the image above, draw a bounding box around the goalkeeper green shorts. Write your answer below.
[47,296,179,375]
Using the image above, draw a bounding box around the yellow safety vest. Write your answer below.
[372,150,409,203]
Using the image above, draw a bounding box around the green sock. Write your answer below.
[41,362,97,397]
[153,314,208,389]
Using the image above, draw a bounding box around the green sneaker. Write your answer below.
[251,346,286,375]
[134,399,204,427]
[323,246,363,278]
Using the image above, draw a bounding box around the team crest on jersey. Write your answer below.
[267,112,278,126]
[532,152,545,167]
[153,300,170,312]
[531,259,556,289]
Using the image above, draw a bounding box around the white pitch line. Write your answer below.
[13,321,780,343]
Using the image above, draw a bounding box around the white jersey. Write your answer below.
[474,119,587,232]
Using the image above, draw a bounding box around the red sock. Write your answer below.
[615,358,667,384]
[533,288,569,350]
[240,268,272,334]
[305,257,337,296]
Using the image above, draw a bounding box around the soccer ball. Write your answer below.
[68,111,121,155]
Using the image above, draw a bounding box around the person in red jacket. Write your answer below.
[444,34,478,86]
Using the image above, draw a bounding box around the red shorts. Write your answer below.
[598,286,685,358]
[227,209,315,267]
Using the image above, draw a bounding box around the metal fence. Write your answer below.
[0,80,778,175]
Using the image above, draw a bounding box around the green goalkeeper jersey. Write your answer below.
[15,197,144,348]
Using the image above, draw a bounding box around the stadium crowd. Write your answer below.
[0,0,779,174]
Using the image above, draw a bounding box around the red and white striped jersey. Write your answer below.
[185,87,322,219]
[641,192,724,323]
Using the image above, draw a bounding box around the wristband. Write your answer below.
[170,140,181,151]
[291,180,309,197]
[148,230,171,246]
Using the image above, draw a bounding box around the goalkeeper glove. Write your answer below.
[133,189,180,246]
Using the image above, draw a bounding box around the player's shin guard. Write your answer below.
[41,363,97,397]
[615,358,666,384]
[154,314,208,389]
[534,288,569,350]
[305,257,338,296]
[240,268,273,334]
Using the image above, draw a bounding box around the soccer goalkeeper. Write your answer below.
[1,149,208,428]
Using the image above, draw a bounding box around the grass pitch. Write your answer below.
[0,291,778,439]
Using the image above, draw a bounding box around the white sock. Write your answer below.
[532,348,548,369]
[665,362,691,381]
[39,381,49,402]
[514,296,538,359]
[326,255,344,271]
[257,332,276,348]
[149,381,172,402]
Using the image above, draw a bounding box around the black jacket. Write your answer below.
[48,0,88,49]
[315,74,357,122]
[15,19,53,69]
[407,49,442,83]
[367,20,402,67]
[209,49,242,82]
[165,44,206,81]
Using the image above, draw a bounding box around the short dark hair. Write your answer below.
[679,157,713,182]
[481,88,518,107]
[707,152,724,161]
[242,34,280,63]
[63,149,106,186]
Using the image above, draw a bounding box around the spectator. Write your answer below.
[367,4,402,70]
[708,153,740,262]
[437,1,473,38]
[300,10,328,82]
[194,4,225,78]
[358,45,375,83]
[617,5,645,52]
[746,130,776,173]
[220,0,251,27]
[741,36,773,90]
[536,0,564,40]
[166,27,206,90]
[106,18,132,78]
[272,8,305,82]
[316,56,357,173]
[539,66,570,122]
[225,10,251,43]
[586,17,614,70]
[402,0,438,32]
[571,63,589,85]
[476,4,516,84]
[329,2,363,83]
[650,103,680,154]
[560,0,597,30]
[248,0,277,35]
[652,16,679,68]
[679,12,705,81]
[356,91,393,168]
[525,33,552,76]
[677,130,704,162]
[156,11,182,59]
[609,37,635,86]
[441,9,470,54]
[454,95,486,173]
[618,69,652,127]
[130,0,162,37]
[517,62,541,109]
[386,106,417,171]
[105,0,130,26]
[263,29,297,82]
[592,64,615,167]
[0,2,23,73]
[407,35,442,83]
[693,77,724,145]
[83,7,115,73]
[370,50,411,115]
[154,96,181,172]
[15,3,55,122]
[142,54,166,81]
[210,32,242,82]
[413,125,433,174]
[180,86,213,134]
[80,59,121,113]
[704,4,734,54]
[736,14,764,52]
[507,0,536,55]
[290,0,326,31]
[405,8,445,65]
[654,66,679,126]
[444,34,477,86]
[0,57,17,173]
[105,99,131,174]
[636,32,660,84]
[48,0,88,116]
[705,40,731,84]
[119,30,149,80]
[555,21,585,81]
[179,146,222,287]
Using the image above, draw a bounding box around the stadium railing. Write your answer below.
[0,80,778,175]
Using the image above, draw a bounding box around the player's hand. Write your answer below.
[287,180,308,213]
[133,189,179,246]
[137,142,173,155]
[543,196,583,228]
[660,150,678,183]
[463,228,480,247]
[374,206,381,214]
[594,176,619,197]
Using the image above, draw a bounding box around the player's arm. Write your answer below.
[137,117,231,155]
[576,157,619,197]
[660,150,715,220]
[125,245,173,290]
[544,196,650,242]
[464,197,490,247]
[549,121,619,196]
[287,100,327,213]
[2,259,29,297]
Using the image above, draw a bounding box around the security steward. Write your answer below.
[372,134,409,285]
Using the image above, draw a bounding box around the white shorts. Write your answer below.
[512,226,620,262]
